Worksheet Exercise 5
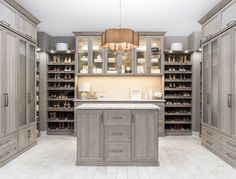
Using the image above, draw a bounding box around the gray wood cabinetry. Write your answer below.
[74,100,165,136]
[76,108,159,166]
[4,29,17,135]
[0,0,38,166]
[77,110,103,162]
[219,31,232,135]
[74,32,165,76]
[200,1,236,167]
[131,110,158,162]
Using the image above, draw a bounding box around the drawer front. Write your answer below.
[219,146,236,167]
[105,142,130,161]
[104,110,130,125]
[0,134,17,151]
[202,126,218,141]
[220,135,236,153]
[105,126,130,142]
[0,143,17,163]
[202,135,218,152]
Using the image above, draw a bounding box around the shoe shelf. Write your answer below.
[36,51,40,137]
[47,51,75,135]
[164,51,193,135]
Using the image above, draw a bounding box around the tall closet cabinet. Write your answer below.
[199,0,236,168]
[0,0,40,167]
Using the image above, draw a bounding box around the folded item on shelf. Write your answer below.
[137,58,145,63]
[151,58,159,63]
[107,70,118,73]
[80,56,88,62]
[108,58,116,63]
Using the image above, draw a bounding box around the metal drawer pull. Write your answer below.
[226,153,236,160]
[227,141,236,148]
[0,20,10,27]
[3,93,6,107]
[0,152,10,158]
[0,140,10,147]
[25,34,33,39]
[112,117,123,120]
[228,94,232,108]
[112,132,123,136]
[206,140,213,146]
[226,20,236,27]
[206,35,213,39]
[206,131,213,136]
[111,149,123,153]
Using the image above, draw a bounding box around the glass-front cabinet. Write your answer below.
[76,33,164,76]
[91,37,104,74]
[78,37,89,74]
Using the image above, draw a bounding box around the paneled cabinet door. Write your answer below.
[232,27,236,139]
[18,39,27,128]
[0,1,17,30]
[0,26,3,137]
[131,110,158,162]
[220,0,236,30]
[27,44,36,124]
[202,43,211,124]
[4,30,17,135]
[202,14,219,41]
[78,110,103,162]
[220,31,232,135]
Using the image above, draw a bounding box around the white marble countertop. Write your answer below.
[75,103,160,110]
[74,99,165,102]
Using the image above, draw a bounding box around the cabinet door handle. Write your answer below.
[28,130,31,139]
[207,93,210,104]
[131,114,135,124]
[100,114,104,124]
[5,93,8,107]
[0,20,10,27]
[206,131,213,136]
[28,92,31,104]
[206,140,213,146]
[228,94,232,108]
[112,117,123,120]
[226,20,236,27]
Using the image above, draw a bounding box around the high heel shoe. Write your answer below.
[68,57,72,64]
[64,57,68,64]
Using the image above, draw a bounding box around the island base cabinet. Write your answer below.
[131,110,158,162]
[18,125,37,152]
[77,110,104,163]
[77,109,159,166]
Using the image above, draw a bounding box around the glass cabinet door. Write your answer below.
[91,37,103,74]
[106,50,119,74]
[28,44,36,123]
[136,37,147,74]
[150,37,161,74]
[211,40,219,128]
[19,40,27,127]
[203,43,210,124]
[78,37,89,74]
[120,52,133,74]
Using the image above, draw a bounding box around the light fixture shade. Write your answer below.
[102,28,139,52]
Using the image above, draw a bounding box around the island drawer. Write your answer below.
[104,110,130,125]
[202,126,218,141]
[0,144,17,163]
[0,134,17,151]
[105,142,130,161]
[219,135,236,153]
[218,145,236,167]
[105,126,130,142]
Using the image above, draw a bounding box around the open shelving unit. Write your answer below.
[36,51,40,137]
[47,50,75,135]
[164,50,193,135]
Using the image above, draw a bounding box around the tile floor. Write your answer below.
[0,134,235,179]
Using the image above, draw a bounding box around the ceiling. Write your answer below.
[16,0,221,36]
